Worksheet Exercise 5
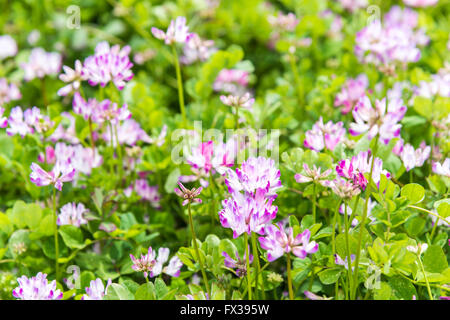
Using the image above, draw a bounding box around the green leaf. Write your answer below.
[405,216,426,236]
[401,184,425,204]
[318,268,341,285]
[388,276,416,300]
[423,245,448,274]
[164,168,181,194]
[374,282,392,300]
[104,283,134,300]
[154,278,168,299]
[135,282,156,300]
[59,225,85,249]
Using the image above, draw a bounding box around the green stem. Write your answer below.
[417,254,433,300]
[332,200,342,255]
[244,232,252,300]
[351,140,378,299]
[52,187,59,281]
[344,201,353,299]
[41,77,48,106]
[251,232,264,299]
[187,203,210,297]
[172,45,187,126]
[235,105,239,130]
[312,183,317,224]
[407,205,450,225]
[409,170,413,184]
[288,52,303,108]
[287,252,294,300]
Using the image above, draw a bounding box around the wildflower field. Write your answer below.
[0,0,449,302]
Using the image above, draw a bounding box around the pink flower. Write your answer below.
[174,181,203,206]
[334,254,356,270]
[82,41,134,90]
[37,146,56,165]
[225,156,282,198]
[222,248,253,278]
[57,60,86,96]
[6,106,33,137]
[294,163,332,184]
[334,74,368,114]
[13,272,63,300]
[340,198,377,226]
[152,16,193,45]
[0,78,21,106]
[349,96,406,144]
[82,278,112,300]
[267,12,299,31]
[213,69,250,95]
[219,188,278,238]
[0,35,17,59]
[220,92,255,109]
[57,202,89,227]
[150,247,183,278]
[21,48,62,81]
[92,99,131,125]
[103,119,152,147]
[30,161,75,191]
[432,158,450,177]
[324,178,362,199]
[180,33,216,64]
[304,117,346,151]
[134,179,161,208]
[130,247,156,278]
[392,138,404,156]
[259,223,318,261]
[400,142,431,172]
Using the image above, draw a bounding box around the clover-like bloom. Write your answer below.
[220,92,255,109]
[334,253,356,271]
[134,179,161,208]
[267,12,299,31]
[0,35,18,59]
[432,158,450,177]
[30,161,75,191]
[82,41,134,90]
[0,78,21,106]
[186,141,214,175]
[180,33,216,65]
[225,156,282,198]
[24,106,54,134]
[103,119,152,147]
[336,150,391,189]
[72,92,101,121]
[258,223,318,262]
[219,188,278,238]
[6,106,33,137]
[57,202,89,227]
[174,181,203,206]
[213,69,250,95]
[82,278,112,300]
[304,291,333,300]
[150,247,183,278]
[130,247,157,278]
[21,47,62,81]
[295,163,332,185]
[304,117,346,152]
[349,96,406,144]
[53,143,102,177]
[334,74,368,114]
[151,16,193,45]
[222,248,253,278]
[57,59,86,96]
[92,99,131,125]
[414,66,450,98]
[12,272,63,300]
[324,178,361,199]
[400,142,431,172]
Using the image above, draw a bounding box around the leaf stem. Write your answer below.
[172,45,187,126]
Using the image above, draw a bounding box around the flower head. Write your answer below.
[174,181,203,206]
[30,161,75,191]
[0,78,21,106]
[151,16,193,45]
[334,253,356,270]
[21,48,62,81]
[57,60,86,96]
[294,163,332,184]
[349,96,406,144]
[180,33,216,64]
[400,142,431,172]
[334,74,368,114]
[82,41,134,90]
[213,69,250,95]
[220,92,255,109]
[82,278,112,300]
[258,223,318,261]
[432,158,450,177]
[0,35,17,59]
[12,272,63,300]
[150,247,183,278]
[304,117,346,152]
[130,247,157,278]
[222,248,253,278]
[57,202,89,227]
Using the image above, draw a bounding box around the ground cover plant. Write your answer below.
[0,0,449,301]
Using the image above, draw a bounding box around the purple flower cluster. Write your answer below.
[130,246,182,278]
[304,117,346,152]
[334,74,368,114]
[21,48,62,81]
[13,272,63,300]
[355,6,429,69]
[82,278,112,300]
